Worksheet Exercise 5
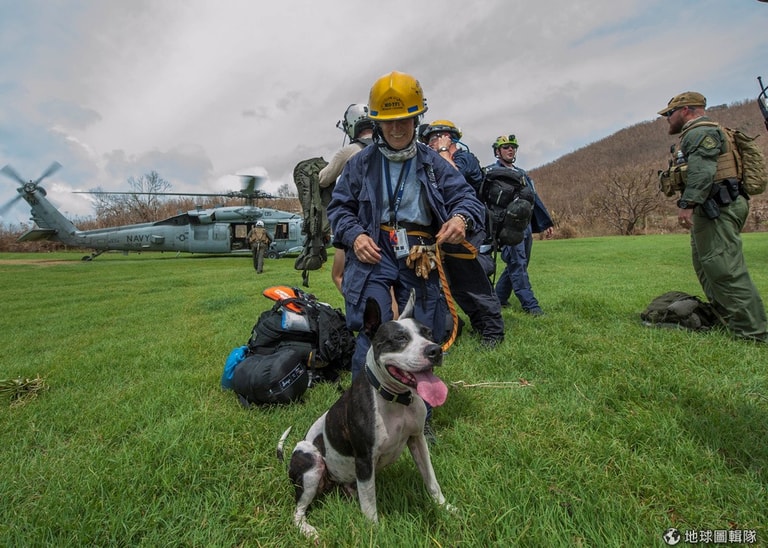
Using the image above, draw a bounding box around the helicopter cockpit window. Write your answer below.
[274,222,289,240]
[155,213,192,226]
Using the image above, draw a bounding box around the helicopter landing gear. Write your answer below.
[82,250,105,261]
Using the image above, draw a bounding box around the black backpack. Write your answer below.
[640,291,720,331]
[247,292,355,370]
[480,165,535,247]
[227,287,355,407]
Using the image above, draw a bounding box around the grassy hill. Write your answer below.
[529,99,768,237]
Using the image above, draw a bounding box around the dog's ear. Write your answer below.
[399,289,416,320]
[362,297,383,338]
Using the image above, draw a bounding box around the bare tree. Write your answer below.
[591,167,663,235]
[749,201,768,231]
[277,183,296,198]
[92,171,172,225]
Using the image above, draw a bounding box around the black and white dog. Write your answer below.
[277,291,452,539]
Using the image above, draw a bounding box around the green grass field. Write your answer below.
[1,234,767,547]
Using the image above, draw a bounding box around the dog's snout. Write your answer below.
[424,343,442,362]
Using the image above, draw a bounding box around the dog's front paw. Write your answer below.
[296,516,319,541]
[442,501,458,514]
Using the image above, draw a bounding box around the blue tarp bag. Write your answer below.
[221,345,248,389]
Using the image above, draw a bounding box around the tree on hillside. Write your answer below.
[92,171,172,225]
[277,183,296,198]
[590,167,663,235]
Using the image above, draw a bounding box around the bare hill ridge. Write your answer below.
[528,100,768,236]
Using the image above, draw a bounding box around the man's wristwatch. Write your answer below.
[677,199,695,209]
[452,213,473,231]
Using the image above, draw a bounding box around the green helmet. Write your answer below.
[492,134,519,152]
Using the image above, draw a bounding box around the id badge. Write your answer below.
[390,228,410,258]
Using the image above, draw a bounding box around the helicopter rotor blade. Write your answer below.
[0,164,27,185]
[33,161,62,185]
[0,195,22,217]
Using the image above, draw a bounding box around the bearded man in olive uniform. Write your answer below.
[659,91,767,342]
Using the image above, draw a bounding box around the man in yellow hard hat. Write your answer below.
[328,71,487,378]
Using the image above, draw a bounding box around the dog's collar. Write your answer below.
[365,366,412,406]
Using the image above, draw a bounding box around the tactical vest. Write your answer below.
[668,121,740,191]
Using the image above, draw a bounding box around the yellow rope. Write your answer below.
[385,224,475,353]
[434,244,459,352]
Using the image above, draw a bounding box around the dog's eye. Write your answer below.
[394,331,410,343]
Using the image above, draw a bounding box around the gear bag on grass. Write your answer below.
[640,291,719,331]
[292,157,330,286]
[480,165,535,246]
[221,286,355,406]
[251,286,355,369]
[230,347,310,407]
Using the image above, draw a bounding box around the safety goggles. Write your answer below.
[428,132,450,142]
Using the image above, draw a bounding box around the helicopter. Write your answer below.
[0,162,307,261]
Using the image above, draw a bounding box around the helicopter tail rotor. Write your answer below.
[33,161,62,185]
[0,164,26,186]
[0,162,62,216]
[0,194,22,216]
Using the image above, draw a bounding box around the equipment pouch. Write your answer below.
[725,179,741,201]
[715,184,732,206]
[659,169,683,197]
[701,199,720,219]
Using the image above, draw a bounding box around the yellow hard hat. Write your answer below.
[422,119,462,140]
[368,71,428,121]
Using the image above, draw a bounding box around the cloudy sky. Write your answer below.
[1,0,767,224]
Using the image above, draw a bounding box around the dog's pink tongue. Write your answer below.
[413,371,448,407]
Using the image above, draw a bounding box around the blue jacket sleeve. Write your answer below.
[328,146,389,251]
[452,149,484,196]
[522,171,554,234]
[421,145,486,231]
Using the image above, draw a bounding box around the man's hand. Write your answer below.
[353,233,382,264]
[429,133,453,153]
[436,216,466,245]
[678,208,694,228]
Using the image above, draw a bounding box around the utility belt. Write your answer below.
[699,179,745,220]
[380,222,435,238]
[379,223,478,261]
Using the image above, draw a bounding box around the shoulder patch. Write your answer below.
[701,135,718,150]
